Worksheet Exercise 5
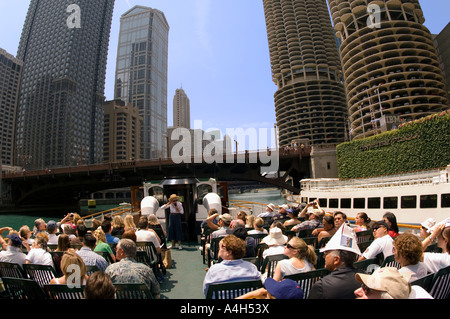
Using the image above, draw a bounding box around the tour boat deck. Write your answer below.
[159,243,207,299]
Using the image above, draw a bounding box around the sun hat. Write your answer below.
[279,204,289,210]
[420,218,436,231]
[264,277,304,299]
[355,267,411,299]
[219,213,232,224]
[320,223,361,255]
[263,227,287,246]
[266,203,275,211]
[168,194,179,202]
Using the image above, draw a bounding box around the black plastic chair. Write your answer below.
[302,236,318,248]
[49,251,65,276]
[428,265,450,299]
[410,273,434,292]
[285,268,329,299]
[206,237,222,266]
[260,254,289,278]
[22,264,58,288]
[0,262,25,279]
[380,255,401,269]
[1,277,47,299]
[136,241,164,277]
[114,283,153,299]
[425,243,442,253]
[44,284,85,299]
[247,233,267,247]
[353,258,379,274]
[356,230,374,243]
[205,279,263,299]
[85,265,100,277]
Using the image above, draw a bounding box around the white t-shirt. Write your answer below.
[278,258,314,278]
[362,234,394,260]
[399,262,428,282]
[422,252,450,274]
[135,229,160,248]
[26,248,54,267]
[262,245,285,259]
[47,234,59,245]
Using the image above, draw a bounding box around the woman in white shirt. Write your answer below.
[273,236,316,281]
[26,233,54,267]
[160,194,184,250]
[248,217,268,235]
[422,223,450,274]
[393,232,428,282]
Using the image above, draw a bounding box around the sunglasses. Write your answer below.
[285,243,295,249]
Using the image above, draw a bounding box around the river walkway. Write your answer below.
[159,243,207,299]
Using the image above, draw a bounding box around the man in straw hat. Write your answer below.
[161,194,184,250]
[308,224,362,299]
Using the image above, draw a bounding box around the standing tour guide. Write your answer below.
[161,194,184,250]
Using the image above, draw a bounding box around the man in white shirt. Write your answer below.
[135,216,161,254]
[357,221,394,262]
[47,220,59,245]
[0,233,27,266]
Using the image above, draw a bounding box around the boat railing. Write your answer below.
[228,200,276,218]
[301,167,448,191]
[81,204,138,228]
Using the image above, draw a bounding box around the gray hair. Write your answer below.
[117,238,137,258]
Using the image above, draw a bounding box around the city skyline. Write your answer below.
[0,0,449,151]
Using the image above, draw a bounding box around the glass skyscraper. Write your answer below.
[15,0,114,169]
[114,6,169,159]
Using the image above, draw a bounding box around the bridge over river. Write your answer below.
[1,147,311,214]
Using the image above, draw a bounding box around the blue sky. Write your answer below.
[1,0,449,150]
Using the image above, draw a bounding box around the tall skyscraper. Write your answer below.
[327,0,449,139]
[0,48,23,167]
[114,6,169,159]
[173,87,190,129]
[15,0,114,169]
[263,0,348,147]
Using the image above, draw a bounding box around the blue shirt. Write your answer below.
[105,233,119,244]
[203,259,261,297]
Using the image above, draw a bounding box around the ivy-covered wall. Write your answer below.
[337,110,450,179]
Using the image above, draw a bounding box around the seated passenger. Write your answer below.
[203,235,261,297]
[273,236,316,281]
[393,232,428,282]
[357,221,394,262]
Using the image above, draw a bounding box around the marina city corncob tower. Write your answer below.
[327,0,448,139]
[262,0,348,147]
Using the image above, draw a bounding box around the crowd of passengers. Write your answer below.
[0,198,449,299]
[201,200,450,299]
